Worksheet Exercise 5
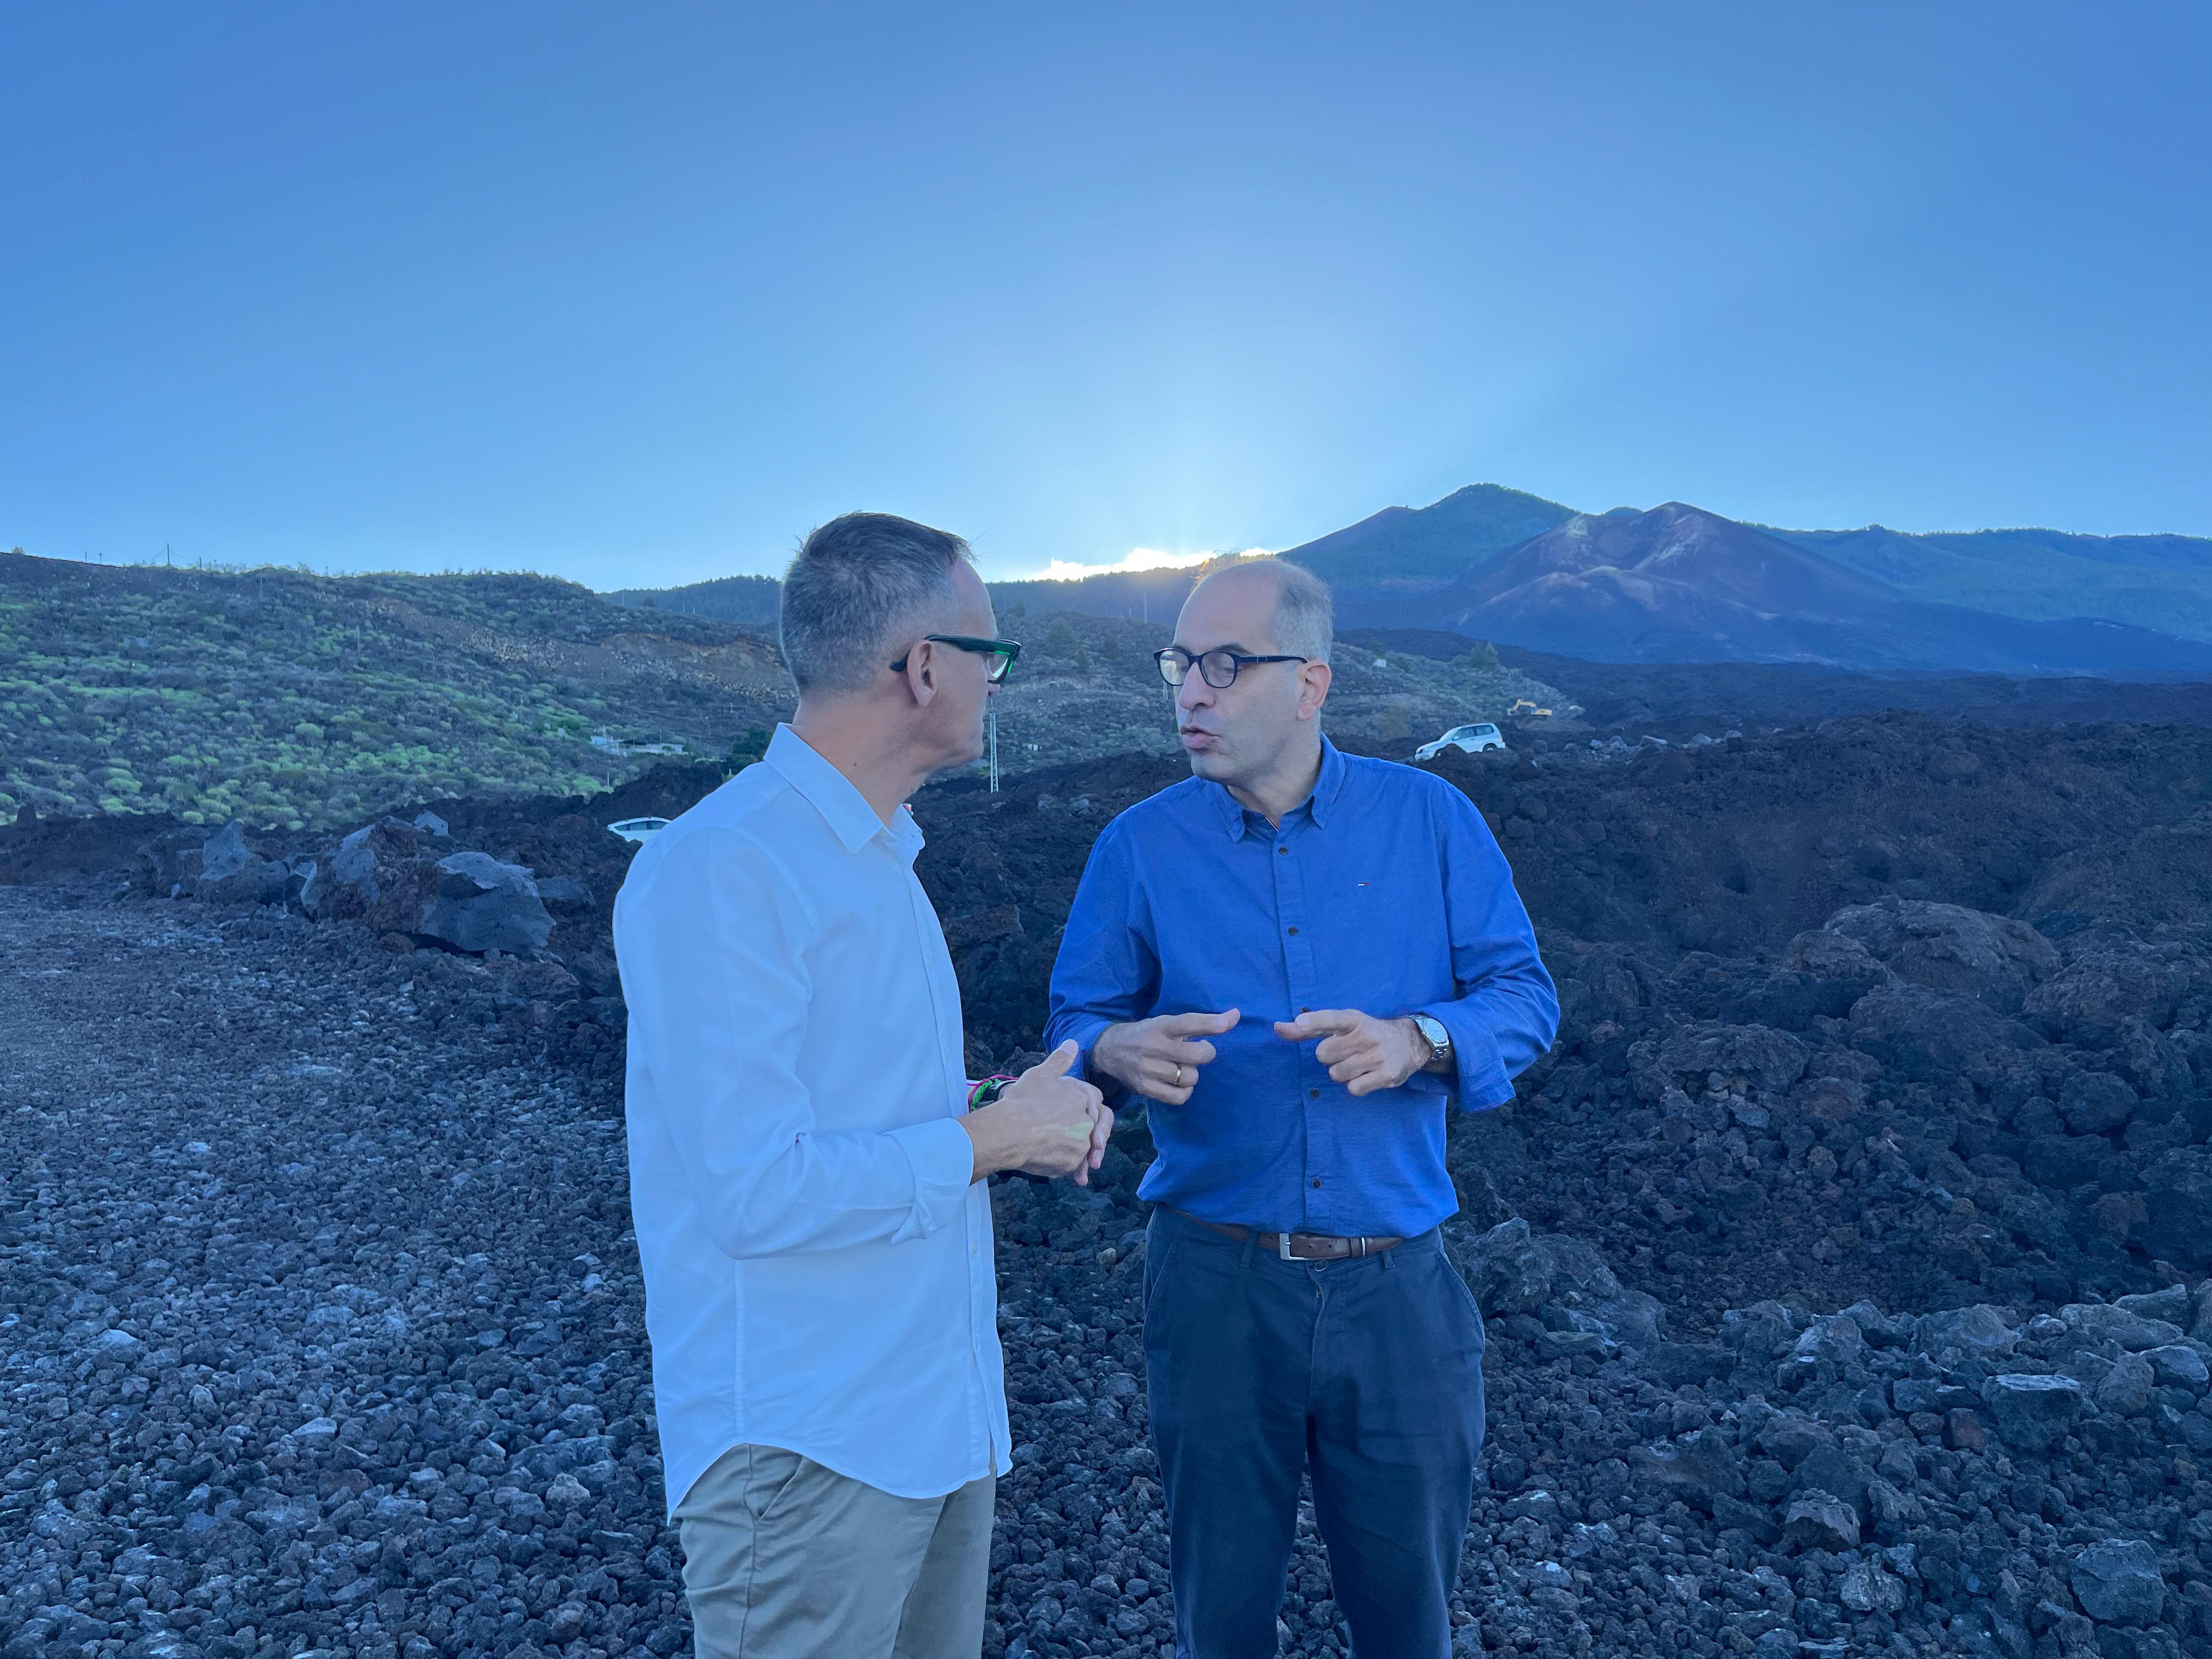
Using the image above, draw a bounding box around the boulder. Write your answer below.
[1738,931,1896,1027]
[2024,940,2199,1047]
[1837,1561,1906,1614]
[2140,1148,2212,1269]
[2194,1283,2212,1346]
[1792,1444,1874,1512]
[1836,1301,1915,1349]
[1980,1373,2081,1451]
[1781,928,1898,997]
[1847,985,2042,1080]
[1719,1302,1796,1364]
[1446,1218,1668,1353]
[2141,1344,2208,1393]
[1629,1429,1746,1512]
[1781,1488,1860,1553]
[2069,1538,2165,1626]
[2092,1353,2154,1416]
[534,875,596,915]
[134,820,288,905]
[1912,1305,2019,1367]
[2057,1071,2139,1136]
[1754,1416,1831,1471]
[1824,898,2058,1013]
[301,819,439,929]
[1654,1023,1809,1096]
[418,852,554,957]
[2114,1284,2195,1325]
[2022,1133,2114,1191]
[2058,1302,2185,1352]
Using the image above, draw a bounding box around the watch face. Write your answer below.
[1414,1015,1448,1055]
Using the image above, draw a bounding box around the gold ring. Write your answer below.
[1173,1063,1186,1087]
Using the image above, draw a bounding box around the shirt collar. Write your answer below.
[1206,736,1348,841]
[765,724,917,856]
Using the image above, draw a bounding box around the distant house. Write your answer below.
[590,730,686,757]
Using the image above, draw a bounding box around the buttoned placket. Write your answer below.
[1255,808,1328,1232]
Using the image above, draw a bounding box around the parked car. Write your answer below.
[607,816,673,844]
[1413,723,1506,759]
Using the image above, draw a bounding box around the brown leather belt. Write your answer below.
[1173,1209,1405,1261]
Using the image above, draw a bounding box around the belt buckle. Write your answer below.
[1278,1231,1297,1261]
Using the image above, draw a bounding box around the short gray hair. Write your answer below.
[1242,557,1334,664]
[778,512,973,695]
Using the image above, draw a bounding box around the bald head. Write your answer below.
[1187,558,1333,663]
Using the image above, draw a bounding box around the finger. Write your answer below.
[1028,1039,1080,1079]
[1345,1067,1389,1097]
[1162,1009,1240,1037]
[1277,1009,1360,1040]
[1164,1038,1217,1068]
[1091,1107,1116,1166]
[1314,1035,1371,1067]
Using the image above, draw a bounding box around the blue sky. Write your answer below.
[4,4,2207,586]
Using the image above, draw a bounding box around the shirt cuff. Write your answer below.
[887,1118,978,1237]
[1419,1003,1513,1112]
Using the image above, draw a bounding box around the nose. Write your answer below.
[1176,674,1212,715]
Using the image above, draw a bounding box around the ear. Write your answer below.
[1295,660,1333,721]
[904,638,940,707]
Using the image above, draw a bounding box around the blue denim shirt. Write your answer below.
[1045,738,1558,1237]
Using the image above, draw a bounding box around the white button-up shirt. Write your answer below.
[613,725,1008,1514]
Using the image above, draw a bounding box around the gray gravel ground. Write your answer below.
[7,879,2210,1659]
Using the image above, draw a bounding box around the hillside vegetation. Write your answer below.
[2,552,1566,831]
[0,553,788,829]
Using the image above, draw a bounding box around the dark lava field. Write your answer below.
[4,695,2212,1659]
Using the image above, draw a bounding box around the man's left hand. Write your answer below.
[1272,1009,1432,1096]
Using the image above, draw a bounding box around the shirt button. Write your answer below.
[1286,926,1299,936]
[1311,1178,1323,1188]
[1308,1088,1319,1099]
[1278,846,1288,855]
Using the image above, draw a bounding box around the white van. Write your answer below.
[1413,723,1506,759]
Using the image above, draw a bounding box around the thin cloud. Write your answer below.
[1019,547,1272,583]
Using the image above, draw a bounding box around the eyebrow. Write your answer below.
[1171,641,1254,655]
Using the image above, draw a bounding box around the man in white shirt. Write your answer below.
[614,512,1109,1659]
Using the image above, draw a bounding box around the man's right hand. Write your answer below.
[963,1041,1110,1185]
[1091,1009,1240,1105]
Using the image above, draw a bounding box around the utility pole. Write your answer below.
[988,708,1000,793]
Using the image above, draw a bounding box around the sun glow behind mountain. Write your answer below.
[1020,547,1273,582]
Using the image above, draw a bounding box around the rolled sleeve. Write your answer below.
[1420,1000,1514,1110]
[1420,791,1559,1112]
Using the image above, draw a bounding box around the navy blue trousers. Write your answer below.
[1142,1206,1487,1659]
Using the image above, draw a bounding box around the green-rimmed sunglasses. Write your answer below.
[889,634,1023,683]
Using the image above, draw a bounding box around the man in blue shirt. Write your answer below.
[1045,558,1558,1659]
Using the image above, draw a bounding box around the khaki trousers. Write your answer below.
[674,1442,996,1659]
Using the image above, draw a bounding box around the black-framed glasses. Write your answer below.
[890,634,1022,683]
[1154,646,1309,690]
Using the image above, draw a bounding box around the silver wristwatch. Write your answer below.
[1412,1013,1452,1069]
